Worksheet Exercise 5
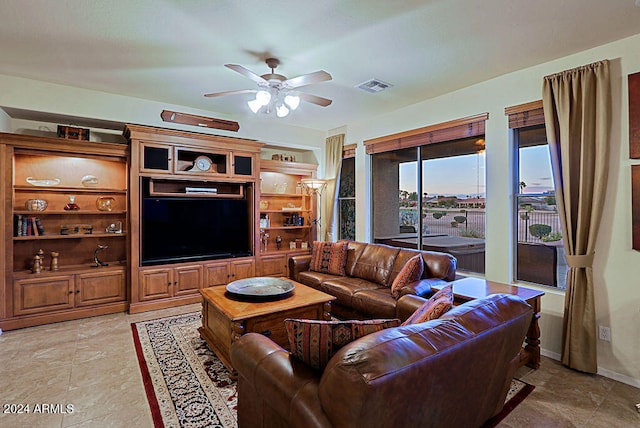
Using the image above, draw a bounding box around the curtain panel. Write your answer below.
[322,134,344,241]
[542,59,611,373]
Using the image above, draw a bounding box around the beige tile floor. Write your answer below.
[1,305,639,428]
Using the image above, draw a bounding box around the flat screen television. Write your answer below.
[141,196,252,266]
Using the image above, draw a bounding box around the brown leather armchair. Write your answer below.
[230,294,534,428]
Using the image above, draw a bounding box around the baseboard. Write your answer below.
[597,367,640,389]
[542,348,640,388]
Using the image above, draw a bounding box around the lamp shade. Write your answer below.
[301,178,327,193]
[284,94,300,110]
[276,104,290,117]
[256,90,271,106]
[247,99,262,113]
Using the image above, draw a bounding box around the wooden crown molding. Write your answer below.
[160,110,240,132]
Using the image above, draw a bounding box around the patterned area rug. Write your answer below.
[132,312,534,428]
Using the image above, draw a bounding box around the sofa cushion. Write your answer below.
[285,318,400,371]
[297,270,346,290]
[344,241,368,277]
[310,241,349,275]
[402,284,454,325]
[389,249,424,284]
[350,244,400,286]
[321,278,381,307]
[351,289,397,319]
[390,254,424,299]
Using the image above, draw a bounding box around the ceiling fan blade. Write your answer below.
[299,92,333,107]
[204,89,257,98]
[284,70,332,88]
[225,64,268,84]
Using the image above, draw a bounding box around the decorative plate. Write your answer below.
[81,175,99,187]
[225,277,295,299]
[26,177,61,187]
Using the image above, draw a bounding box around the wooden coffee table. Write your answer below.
[199,278,335,377]
[433,277,545,369]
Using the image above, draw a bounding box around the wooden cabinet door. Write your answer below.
[140,142,172,174]
[232,152,254,178]
[173,265,202,296]
[75,270,126,307]
[13,276,74,316]
[258,255,287,277]
[231,259,256,281]
[139,268,172,301]
[204,262,230,287]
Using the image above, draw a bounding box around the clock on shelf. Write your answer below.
[190,155,214,172]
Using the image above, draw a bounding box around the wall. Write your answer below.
[346,34,640,386]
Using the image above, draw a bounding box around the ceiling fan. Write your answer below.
[204,58,332,117]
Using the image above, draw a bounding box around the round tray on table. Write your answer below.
[225,277,295,300]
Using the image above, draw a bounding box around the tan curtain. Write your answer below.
[322,134,344,241]
[542,60,611,373]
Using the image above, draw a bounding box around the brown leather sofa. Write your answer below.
[288,241,457,320]
[230,293,534,428]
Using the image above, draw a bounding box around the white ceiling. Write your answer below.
[1,0,640,132]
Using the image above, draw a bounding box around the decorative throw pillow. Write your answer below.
[401,284,454,326]
[285,318,401,371]
[390,255,424,299]
[309,241,349,276]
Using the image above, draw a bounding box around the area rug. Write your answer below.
[132,312,534,428]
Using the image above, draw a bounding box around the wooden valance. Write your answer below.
[504,100,544,129]
[342,144,357,159]
[363,113,488,155]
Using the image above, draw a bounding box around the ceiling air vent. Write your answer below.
[355,78,393,94]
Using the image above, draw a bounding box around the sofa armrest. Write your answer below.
[288,255,312,281]
[230,333,331,428]
[397,278,446,298]
[395,294,428,321]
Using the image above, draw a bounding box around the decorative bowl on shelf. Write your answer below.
[259,200,269,210]
[25,199,48,211]
[96,196,116,212]
[81,175,99,187]
[26,177,60,187]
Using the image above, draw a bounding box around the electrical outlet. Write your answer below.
[598,325,611,342]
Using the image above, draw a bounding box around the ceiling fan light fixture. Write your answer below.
[247,99,263,113]
[255,90,271,106]
[284,94,300,110]
[276,104,290,118]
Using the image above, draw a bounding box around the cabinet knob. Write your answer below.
[76,290,80,294]
[174,281,178,285]
[68,290,73,295]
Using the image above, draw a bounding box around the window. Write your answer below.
[513,122,567,289]
[338,157,355,240]
[371,137,486,275]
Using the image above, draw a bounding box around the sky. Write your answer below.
[399,146,554,197]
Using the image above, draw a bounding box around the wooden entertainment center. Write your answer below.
[0,125,317,329]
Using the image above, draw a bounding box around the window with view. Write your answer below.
[515,124,567,289]
[372,137,486,274]
[338,157,355,241]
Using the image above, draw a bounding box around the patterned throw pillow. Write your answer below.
[285,318,401,371]
[390,254,424,299]
[401,284,454,325]
[309,241,349,276]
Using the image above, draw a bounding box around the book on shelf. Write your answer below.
[14,215,45,236]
